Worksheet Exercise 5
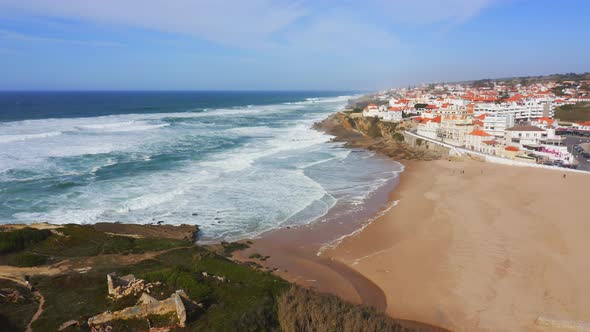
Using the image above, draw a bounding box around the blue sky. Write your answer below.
[0,0,589,90]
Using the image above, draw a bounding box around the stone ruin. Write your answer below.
[88,290,190,328]
[106,273,159,299]
[83,273,201,330]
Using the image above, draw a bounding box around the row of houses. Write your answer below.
[361,80,590,165]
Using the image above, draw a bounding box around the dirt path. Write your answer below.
[0,273,46,332]
[0,246,191,283]
[26,290,45,332]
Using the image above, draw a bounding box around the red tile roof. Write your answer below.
[469,129,491,137]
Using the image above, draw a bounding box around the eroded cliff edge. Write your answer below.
[314,111,448,161]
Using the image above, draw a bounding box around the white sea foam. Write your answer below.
[77,121,170,132]
[0,131,62,143]
[0,94,406,242]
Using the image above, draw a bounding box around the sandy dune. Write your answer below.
[324,159,590,331]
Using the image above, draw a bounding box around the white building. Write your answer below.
[475,113,515,138]
[382,108,403,122]
[465,129,499,155]
[362,103,380,117]
[504,125,546,146]
[416,116,441,139]
[474,99,553,122]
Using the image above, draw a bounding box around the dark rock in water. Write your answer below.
[192,213,198,216]
[214,217,220,220]
[286,226,291,229]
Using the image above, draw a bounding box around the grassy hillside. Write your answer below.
[0,225,435,332]
[555,102,590,122]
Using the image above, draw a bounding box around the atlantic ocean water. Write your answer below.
[0,91,402,240]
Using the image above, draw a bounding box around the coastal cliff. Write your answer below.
[314,112,448,161]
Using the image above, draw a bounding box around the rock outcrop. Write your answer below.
[314,112,445,161]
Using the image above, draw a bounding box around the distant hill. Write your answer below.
[453,72,590,88]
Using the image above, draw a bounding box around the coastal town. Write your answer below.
[358,76,590,169]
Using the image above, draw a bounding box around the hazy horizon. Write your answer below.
[1,0,589,91]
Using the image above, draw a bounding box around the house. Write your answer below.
[362,103,380,117]
[416,115,441,139]
[504,125,546,147]
[382,107,403,122]
[466,129,496,154]
[438,116,474,146]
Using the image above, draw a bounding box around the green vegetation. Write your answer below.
[11,252,48,267]
[392,132,405,142]
[278,287,416,332]
[1,225,429,331]
[465,72,590,87]
[31,224,185,258]
[143,266,213,303]
[471,79,493,88]
[0,280,38,332]
[220,241,249,257]
[0,228,52,254]
[555,102,590,122]
[248,253,270,261]
[365,117,383,139]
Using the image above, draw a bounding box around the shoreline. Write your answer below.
[238,111,590,331]
[232,112,451,331]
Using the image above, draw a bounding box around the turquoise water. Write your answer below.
[0,92,401,240]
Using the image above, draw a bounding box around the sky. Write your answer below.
[0,0,589,91]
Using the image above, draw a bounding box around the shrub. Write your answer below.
[278,287,418,332]
[393,132,405,142]
[0,228,52,254]
[220,241,249,256]
[142,266,212,303]
[13,252,48,267]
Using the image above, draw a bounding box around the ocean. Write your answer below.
[0,91,402,241]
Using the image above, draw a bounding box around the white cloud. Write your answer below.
[0,0,499,50]
[0,28,122,47]
[0,0,308,48]
[280,12,399,55]
[369,0,501,24]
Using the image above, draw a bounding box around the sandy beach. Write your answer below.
[319,159,590,331]
[243,156,590,331]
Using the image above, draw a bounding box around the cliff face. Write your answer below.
[314,112,447,161]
